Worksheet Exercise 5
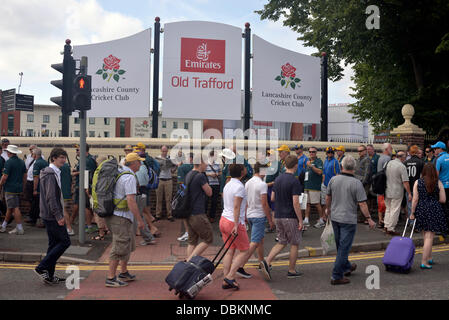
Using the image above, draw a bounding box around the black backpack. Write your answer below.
[171,171,199,219]
[372,160,391,195]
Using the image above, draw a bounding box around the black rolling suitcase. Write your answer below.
[165,234,237,299]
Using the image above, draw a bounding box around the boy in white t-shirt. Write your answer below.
[241,163,274,275]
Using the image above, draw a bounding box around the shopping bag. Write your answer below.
[320,219,336,254]
[299,193,307,210]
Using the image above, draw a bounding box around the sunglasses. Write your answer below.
[309,151,317,153]
[358,150,366,152]
[76,149,79,151]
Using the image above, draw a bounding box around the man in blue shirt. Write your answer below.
[295,144,308,182]
[433,141,449,232]
[322,147,341,215]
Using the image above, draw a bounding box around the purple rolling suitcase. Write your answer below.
[382,219,416,274]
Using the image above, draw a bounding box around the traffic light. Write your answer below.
[72,74,91,111]
[50,39,75,115]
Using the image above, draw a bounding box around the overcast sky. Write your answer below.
[0,0,356,106]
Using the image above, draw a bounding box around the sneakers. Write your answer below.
[49,275,66,284]
[9,228,24,235]
[236,267,252,279]
[34,268,52,285]
[86,225,98,233]
[118,271,137,282]
[105,276,129,287]
[287,270,303,278]
[177,232,189,242]
[303,220,310,227]
[67,229,75,236]
[0,226,6,233]
[260,260,272,281]
[314,220,326,229]
[140,239,156,246]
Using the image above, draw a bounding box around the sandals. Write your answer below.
[222,278,239,290]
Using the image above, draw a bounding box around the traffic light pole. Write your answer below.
[62,40,73,137]
[78,56,88,245]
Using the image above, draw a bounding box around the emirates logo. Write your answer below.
[196,43,211,61]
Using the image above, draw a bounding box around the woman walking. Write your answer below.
[219,164,250,290]
[410,163,448,269]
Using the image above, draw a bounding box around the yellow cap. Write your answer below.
[336,145,345,152]
[135,142,146,150]
[392,149,397,155]
[125,153,145,162]
[277,144,291,152]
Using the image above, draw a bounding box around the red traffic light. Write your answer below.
[79,78,85,89]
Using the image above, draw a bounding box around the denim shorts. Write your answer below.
[248,217,267,243]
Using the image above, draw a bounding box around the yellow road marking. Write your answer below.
[1,245,448,271]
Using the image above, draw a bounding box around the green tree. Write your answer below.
[256,0,449,135]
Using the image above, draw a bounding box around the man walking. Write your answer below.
[205,150,221,223]
[155,145,177,221]
[105,152,145,287]
[384,151,411,235]
[34,148,71,285]
[433,141,449,232]
[322,147,341,213]
[304,147,324,228]
[404,145,424,220]
[260,155,304,280]
[376,143,393,228]
[367,144,380,214]
[0,145,27,235]
[30,148,48,227]
[184,154,213,261]
[355,145,372,222]
[176,152,194,242]
[325,155,376,285]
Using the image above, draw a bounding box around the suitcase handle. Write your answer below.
[402,218,416,239]
[211,233,238,269]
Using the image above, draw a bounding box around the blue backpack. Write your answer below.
[146,166,159,190]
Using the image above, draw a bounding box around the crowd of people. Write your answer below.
[0,138,447,288]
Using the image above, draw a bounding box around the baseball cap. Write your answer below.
[277,145,291,152]
[336,145,345,152]
[125,153,145,162]
[431,141,447,150]
[294,144,304,150]
[326,147,335,153]
[1,138,10,143]
[135,142,146,150]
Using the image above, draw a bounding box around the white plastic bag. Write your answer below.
[320,219,336,254]
[299,193,308,210]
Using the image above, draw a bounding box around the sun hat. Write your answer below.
[218,148,236,160]
[125,153,145,162]
[6,145,22,155]
[277,144,291,152]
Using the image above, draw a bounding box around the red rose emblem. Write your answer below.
[281,63,296,78]
[103,54,121,70]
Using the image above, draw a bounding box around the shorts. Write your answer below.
[306,190,321,205]
[248,217,267,243]
[106,215,136,261]
[320,184,327,205]
[275,218,302,246]
[219,217,250,251]
[5,193,20,209]
[139,186,151,207]
[186,214,214,246]
[64,199,73,211]
[74,187,90,209]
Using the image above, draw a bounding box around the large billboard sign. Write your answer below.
[73,29,151,117]
[162,21,242,120]
[252,35,321,123]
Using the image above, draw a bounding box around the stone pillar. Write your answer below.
[390,104,425,148]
